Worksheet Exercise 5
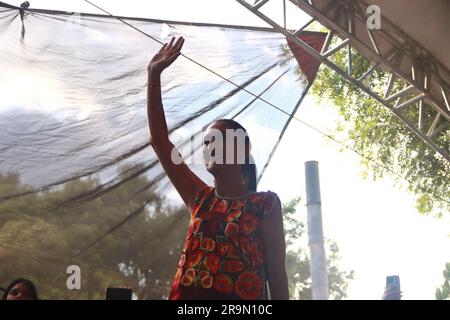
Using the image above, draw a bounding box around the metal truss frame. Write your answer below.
[236,0,450,162]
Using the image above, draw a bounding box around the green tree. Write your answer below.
[283,197,354,300]
[0,169,188,299]
[435,262,450,300]
[280,39,450,217]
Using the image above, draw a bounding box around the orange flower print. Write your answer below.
[239,235,251,254]
[213,273,234,294]
[226,245,240,259]
[191,236,201,252]
[224,209,241,222]
[188,218,203,235]
[185,249,204,268]
[224,222,239,245]
[173,267,182,286]
[225,200,245,222]
[239,211,260,235]
[251,254,264,267]
[184,233,201,252]
[262,193,276,215]
[199,270,209,280]
[248,240,264,267]
[201,276,213,289]
[221,259,244,273]
[200,238,215,251]
[216,241,231,256]
[191,202,202,217]
[203,252,220,274]
[204,196,217,212]
[183,237,191,252]
[232,199,246,210]
[180,268,196,286]
[235,271,263,300]
[199,270,213,289]
[212,199,229,215]
[247,194,261,211]
[198,209,211,221]
[249,241,258,255]
[178,253,186,268]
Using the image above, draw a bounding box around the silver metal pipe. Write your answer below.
[305,161,329,300]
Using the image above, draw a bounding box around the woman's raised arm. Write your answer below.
[147,37,206,210]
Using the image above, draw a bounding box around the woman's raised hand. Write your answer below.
[147,36,184,75]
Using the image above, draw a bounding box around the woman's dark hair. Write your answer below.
[2,278,38,300]
[214,119,257,192]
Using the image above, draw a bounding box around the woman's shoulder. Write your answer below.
[193,185,215,203]
[256,190,280,201]
[250,190,281,216]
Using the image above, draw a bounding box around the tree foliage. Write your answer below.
[435,262,450,300]
[280,39,449,217]
[283,197,354,300]
[0,169,189,299]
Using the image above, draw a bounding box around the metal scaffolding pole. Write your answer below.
[305,161,329,300]
[235,0,450,162]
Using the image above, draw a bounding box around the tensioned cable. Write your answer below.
[80,0,450,205]
[0,60,279,202]
[0,3,446,204]
[0,240,123,277]
[0,57,289,273]
[0,1,446,204]
[2,1,447,286]
[74,67,292,257]
[258,76,315,184]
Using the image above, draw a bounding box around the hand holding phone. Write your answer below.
[383,275,401,300]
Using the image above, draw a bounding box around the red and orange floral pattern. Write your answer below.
[213,273,234,294]
[169,186,279,300]
[235,271,263,300]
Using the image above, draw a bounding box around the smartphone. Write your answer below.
[386,275,400,287]
[105,287,132,300]
[384,275,401,300]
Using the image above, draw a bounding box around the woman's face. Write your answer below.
[203,122,248,173]
[6,282,34,300]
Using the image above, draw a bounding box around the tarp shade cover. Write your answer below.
[0,3,322,299]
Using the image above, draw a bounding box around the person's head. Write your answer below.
[203,119,257,192]
[2,278,38,300]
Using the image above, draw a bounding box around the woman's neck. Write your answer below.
[213,170,248,199]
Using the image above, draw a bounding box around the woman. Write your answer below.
[2,278,38,300]
[147,37,288,300]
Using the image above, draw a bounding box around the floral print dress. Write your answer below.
[169,186,279,300]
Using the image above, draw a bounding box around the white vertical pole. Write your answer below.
[305,161,329,300]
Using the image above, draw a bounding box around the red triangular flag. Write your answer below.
[287,32,327,83]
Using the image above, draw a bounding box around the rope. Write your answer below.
[81,0,449,205]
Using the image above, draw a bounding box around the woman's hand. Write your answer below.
[147,36,184,76]
[146,34,207,212]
